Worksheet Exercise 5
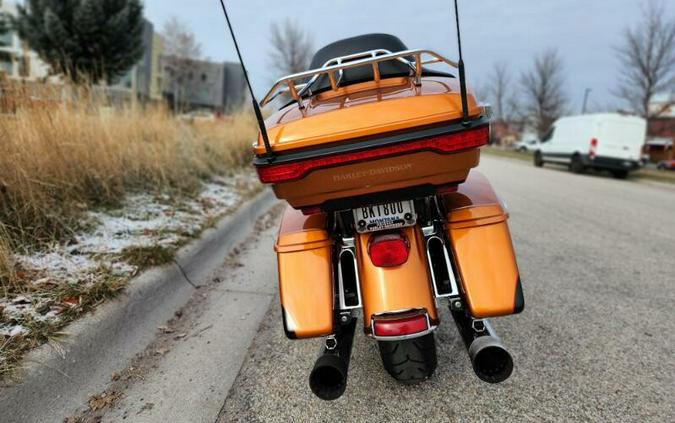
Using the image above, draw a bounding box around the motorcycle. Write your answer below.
[219,0,524,401]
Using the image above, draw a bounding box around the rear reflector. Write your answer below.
[373,313,429,337]
[256,126,489,183]
[368,232,410,267]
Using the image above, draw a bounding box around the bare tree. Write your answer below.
[520,49,568,138]
[162,17,202,111]
[486,62,513,122]
[268,19,314,76]
[614,1,675,118]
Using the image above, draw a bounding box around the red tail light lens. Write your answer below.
[368,232,410,267]
[589,138,598,158]
[256,126,489,183]
[372,313,429,337]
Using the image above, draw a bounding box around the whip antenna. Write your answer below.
[453,0,470,126]
[217,0,274,159]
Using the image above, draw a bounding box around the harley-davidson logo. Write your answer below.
[332,163,413,182]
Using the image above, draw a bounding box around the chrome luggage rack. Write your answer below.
[260,49,459,107]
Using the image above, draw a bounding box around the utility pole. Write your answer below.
[581,88,592,114]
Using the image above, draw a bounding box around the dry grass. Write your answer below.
[0,83,257,289]
[0,227,15,292]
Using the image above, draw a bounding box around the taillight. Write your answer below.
[372,313,430,337]
[256,126,489,183]
[589,138,598,158]
[368,232,410,267]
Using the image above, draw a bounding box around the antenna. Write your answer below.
[217,0,274,160]
[453,0,470,126]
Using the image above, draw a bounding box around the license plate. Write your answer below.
[353,200,416,233]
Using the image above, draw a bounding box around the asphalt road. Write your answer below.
[218,156,675,422]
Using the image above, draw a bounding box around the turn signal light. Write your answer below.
[368,232,410,267]
[373,313,429,337]
[256,126,489,183]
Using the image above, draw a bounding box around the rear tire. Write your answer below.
[570,154,585,174]
[611,169,629,179]
[378,333,437,384]
[533,151,544,167]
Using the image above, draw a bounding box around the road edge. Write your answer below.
[0,189,278,423]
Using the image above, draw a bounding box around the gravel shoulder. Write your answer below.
[219,155,675,422]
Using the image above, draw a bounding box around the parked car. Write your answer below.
[513,139,540,152]
[657,160,675,171]
[533,113,647,179]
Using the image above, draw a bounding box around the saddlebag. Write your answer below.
[442,171,524,318]
[275,206,334,338]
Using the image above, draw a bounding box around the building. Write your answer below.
[644,137,673,163]
[163,57,246,113]
[111,19,160,102]
[489,119,520,146]
[0,1,244,112]
[0,1,50,81]
[222,62,246,111]
[645,92,674,162]
[149,34,164,101]
[647,92,675,138]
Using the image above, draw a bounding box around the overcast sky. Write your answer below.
[144,0,674,112]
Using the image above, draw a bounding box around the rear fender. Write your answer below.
[355,226,438,331]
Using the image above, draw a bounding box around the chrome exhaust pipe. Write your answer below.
[450,307,513,383]
[309,318,356,400]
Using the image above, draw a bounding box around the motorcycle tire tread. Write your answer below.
[377,333,437,385]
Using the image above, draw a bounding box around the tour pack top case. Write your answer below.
[252,34,491,211]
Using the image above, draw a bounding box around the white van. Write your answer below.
[533,113,646,178]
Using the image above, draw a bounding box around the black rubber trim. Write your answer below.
[281,306,297,339]
[590,155,640,170]
[541,152,572,159]
[514,277,525,314]
[253,116,489,166]
[540,152,640,171]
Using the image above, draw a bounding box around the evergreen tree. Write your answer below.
[15,0,145,83]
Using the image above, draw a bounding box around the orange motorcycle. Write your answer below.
[220,0,524,401]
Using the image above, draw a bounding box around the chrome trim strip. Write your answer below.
[337,241,362,310]
[424,234,460,298]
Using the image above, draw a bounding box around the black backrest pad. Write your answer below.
[308,34,411,92]
[307,34,453,93]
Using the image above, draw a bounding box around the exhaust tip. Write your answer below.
[309,354,348,401]
[468,336,513,383]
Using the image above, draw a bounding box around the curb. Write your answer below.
[0,189,278,423]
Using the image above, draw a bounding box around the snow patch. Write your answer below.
[2,171,260,345]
